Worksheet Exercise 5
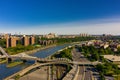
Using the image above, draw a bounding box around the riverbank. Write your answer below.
[7,61,23,68]
[0,59,7,64]
[23,44,57,55]
[0,44,57,64]
[3,44,72,80]
[46,44,72,59]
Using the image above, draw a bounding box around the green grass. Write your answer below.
[6,45,36,55]
[0,60,7,64]
[7,61,23,67]
[114,75,120,80]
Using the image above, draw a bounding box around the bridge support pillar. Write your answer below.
[35,60,37,63]
[22,60,27,63]
[6,58,12,63]
[6,57,8,64]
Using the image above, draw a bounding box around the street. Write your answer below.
[72,48,100,80]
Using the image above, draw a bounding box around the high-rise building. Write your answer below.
[22,35,29,46]
[9,37,17,47]
[6,35,35,48]
[6,37,9,48]
[29,36,35,45]
[6,36,17,48]
[4,34,9,39]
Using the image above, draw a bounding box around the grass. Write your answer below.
[114,75,120,80]
[7,61,23,67]
[0,59,7,64]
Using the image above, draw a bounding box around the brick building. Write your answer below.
[22,36,30,46]
[22,35,35,46]
[6,35,35,48]
[29,36,35,45]
[6,36,17,48]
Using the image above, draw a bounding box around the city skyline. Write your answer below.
[0,0,120,35]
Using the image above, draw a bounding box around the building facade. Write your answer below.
[6,36,17,48]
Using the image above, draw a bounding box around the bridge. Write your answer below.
[0,55,6,59]
[5,60,100,80]
[0,46,10,57]
[4,62,78,80]
[10,53,101,65]
[0,46,101,66]
[1,46,101,80]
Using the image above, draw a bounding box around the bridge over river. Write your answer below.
[0,46,101,80]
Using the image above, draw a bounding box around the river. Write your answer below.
[0,44,70,80]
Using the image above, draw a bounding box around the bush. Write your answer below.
[6,45,35,55]
[53,48,73,60]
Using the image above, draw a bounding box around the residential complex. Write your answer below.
[5,35,35,48]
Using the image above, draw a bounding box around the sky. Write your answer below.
[0,0,120,35]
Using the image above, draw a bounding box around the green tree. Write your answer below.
[0,39,6,48]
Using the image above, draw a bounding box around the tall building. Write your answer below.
[6,36,17,48]
[4,34,9,39]
[22,35,35,46]
[6,37,9,48]
[22,35,29,46]
[29,36,35,45]
[6,35,35,48]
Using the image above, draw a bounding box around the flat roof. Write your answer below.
[103,55,120,62]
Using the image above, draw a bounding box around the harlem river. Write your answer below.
[0,44,70,80]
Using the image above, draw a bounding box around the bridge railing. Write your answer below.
[0,46,10,57]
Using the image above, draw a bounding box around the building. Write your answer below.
[79,33,90,37]
[22,35,35,46]
[103,55,120,64]
[6,36,17,48]
[29,36,35,45]
[6,35,35,48]
[22,36,30,46]
[39,40,57,46]
[44,33,56,39]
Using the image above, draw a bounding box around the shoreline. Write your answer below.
[46,44,72,59]
[3,44,72,80]
[15,44,57,55]
[0,44,57,64]
[20,43,70,57]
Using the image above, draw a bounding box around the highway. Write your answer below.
[77,66,84,80]
[2,46,101,80]
[72,48,100,80]
[84,66,92,80]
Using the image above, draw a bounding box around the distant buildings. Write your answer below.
[44,33,57,39]
[79,33,90,37]
[6,35,35,48]
[58,33,91,38]
[103,55,120,64]
[59,35,76,38]
[39,40,57,46]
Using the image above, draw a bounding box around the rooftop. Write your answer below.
[103,55,120,62]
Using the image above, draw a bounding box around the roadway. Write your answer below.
[62,65,78,80]
[3,46,101,80]
[0,46,100,66]
[72,48,101,80]
[19,66,48,80]
[0,55,6,59]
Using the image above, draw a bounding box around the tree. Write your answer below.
[0,39,6,48]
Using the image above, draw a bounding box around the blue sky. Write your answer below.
[0,0,120,35]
